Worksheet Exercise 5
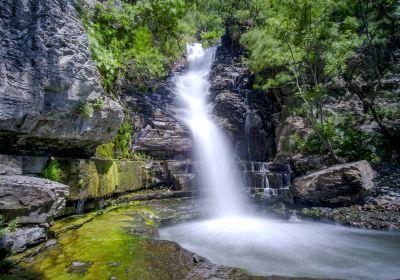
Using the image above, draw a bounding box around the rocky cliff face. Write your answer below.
[125,36,277,162]
[0,0,124,157]
[120,71,193,160]
[209,37,276,161]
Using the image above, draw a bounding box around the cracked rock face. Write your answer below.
[0,0,124,156]
[0,175,69,225]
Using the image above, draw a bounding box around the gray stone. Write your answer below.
[275,116,310,155]
[122,82,193,160]
[0,0,124,156]
[0,154,22,175]
[0,175,69,224]
[22,156,49,174]
[209,42,274,161]
[291,160,375,207]
[0,227,46,252]
[68,261,93,274]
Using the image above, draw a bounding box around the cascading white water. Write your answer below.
[175,43,245,217]
[161,43,400,279]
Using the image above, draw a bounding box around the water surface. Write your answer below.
[160,217,400,280]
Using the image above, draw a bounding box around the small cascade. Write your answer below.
[98,197,105,210]
[241,162,293,199]
[75,199,85,215]
[244,110,252,160]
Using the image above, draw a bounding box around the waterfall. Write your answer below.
[175,43,245,217]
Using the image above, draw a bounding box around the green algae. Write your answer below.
[9,206,160,280]
[58,159,149,201]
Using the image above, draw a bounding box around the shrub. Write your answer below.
[42,159,62,182]
[300,117,381,162]
[0,215,18,238]
[113,121,133,159]
[132,152,152,161]
[93,97,105,110]
[74,102,94,118]
[7,220,18,232]
[78,0,187,92]
[96,143,115,159]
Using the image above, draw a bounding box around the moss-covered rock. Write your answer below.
[58,159,149,201]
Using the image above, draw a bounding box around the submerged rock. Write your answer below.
[291,160,375,207]
[67,261,93,274]
[0,0,124,156]
[0,175,69,225]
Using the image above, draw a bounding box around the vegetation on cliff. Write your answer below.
[239,0,400,162]
[192,0,400,162]
[76,0,399,162]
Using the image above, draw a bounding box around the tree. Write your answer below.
[241,0,362,163]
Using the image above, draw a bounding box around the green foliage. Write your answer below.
[42,159,62,182]
[94,97,105,110]
[96,143,115,159]
[78,0,188,91]
[294,116,382,162]
[113,121,133,159]
[0,215,18,238]
[376,106,400,121]
[74,102,94,118]
[241,0,362,90]
[131,152,152,161]
[7,220,18,232]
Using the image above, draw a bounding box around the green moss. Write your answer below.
[79,161,101,199]
[74,102,93,118]
[116,161,145,193]
[58,159,149,201]
[96,160,119,197]
[300,208,326,218]
[96,143,115,159]
[42,159,62,182]
[7,206,164,280]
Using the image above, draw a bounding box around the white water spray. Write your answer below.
[175,43,245,217]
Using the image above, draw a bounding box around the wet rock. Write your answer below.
[67,261,93,274]
[121,77,192,160]
[126,225,158,238]
[0,175,69,224]
[0,0,124,156]
[212,90,248,138]
[275,116,310,155]
[300,202,400,231]
[209,40,275,161]
[45,239,57,248]
[0,227,46,252]
[291,160,375,207]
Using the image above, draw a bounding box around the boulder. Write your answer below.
[0,175,69,224]
[291,160,375,207]
[0,227,46,252]
[0,0,124,156]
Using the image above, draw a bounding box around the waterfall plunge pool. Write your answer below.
[169,43,400,280]
[159,216,400,280]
